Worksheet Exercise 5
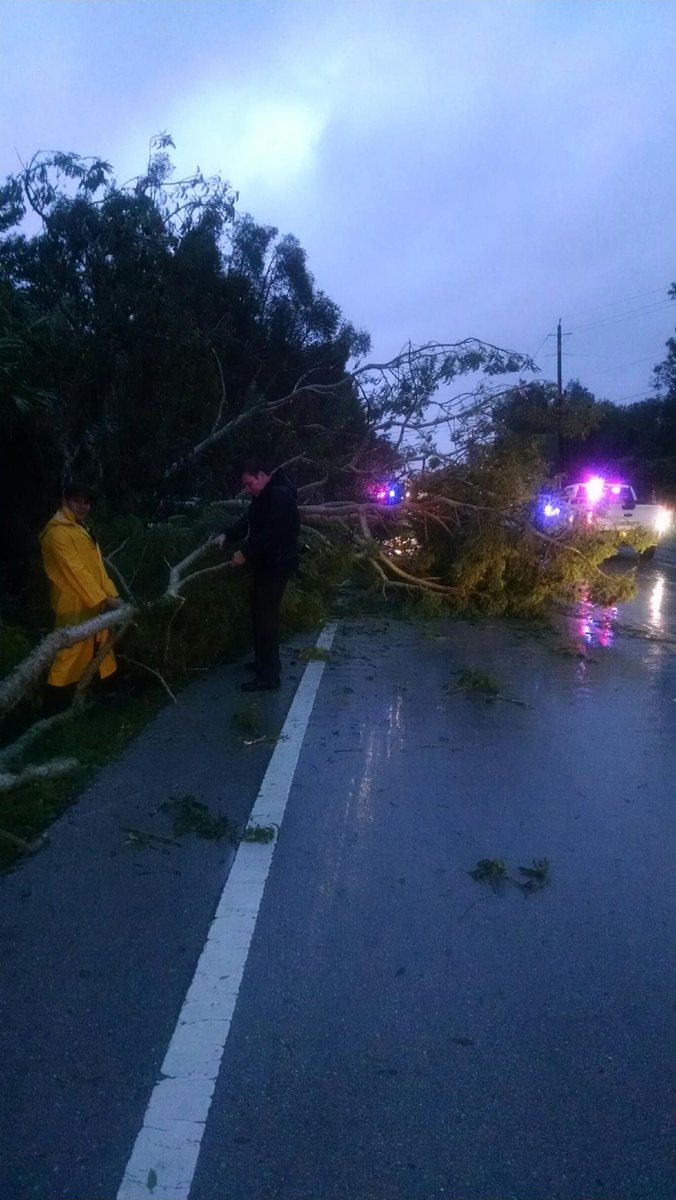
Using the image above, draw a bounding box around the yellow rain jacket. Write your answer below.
[39,506,119,687]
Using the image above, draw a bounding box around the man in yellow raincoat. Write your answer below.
[40,482,122,706]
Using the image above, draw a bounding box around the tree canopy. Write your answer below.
[0,137,372,506]
[0,135,540,593]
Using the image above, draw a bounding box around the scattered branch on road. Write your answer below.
[448,669,530,706]
[468,856,550,896]
[242,823,276,843]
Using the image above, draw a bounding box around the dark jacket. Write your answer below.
[225,469,300,571]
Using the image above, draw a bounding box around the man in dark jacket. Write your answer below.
[216,458,300,691]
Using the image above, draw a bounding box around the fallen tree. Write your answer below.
[1,354,650,807]
[0,137,652,860]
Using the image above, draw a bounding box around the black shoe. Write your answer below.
[241,677,280,692]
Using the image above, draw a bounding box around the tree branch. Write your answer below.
[0,757,80,795]
[0,607,131,717]
[210,347,227,434]
[164,339,536,479]
[0,708,74,768]
[103,556,136,603]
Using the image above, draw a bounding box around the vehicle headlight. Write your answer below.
[655,507,672,535]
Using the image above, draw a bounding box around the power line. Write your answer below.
[562,284,671,324]
[528,290,673,387]
[530,328,555,361]
[612,389,656,404]
[584,355,658,377]
[568,299,674,336]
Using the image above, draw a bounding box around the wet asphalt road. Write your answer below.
[2,544,676,1199]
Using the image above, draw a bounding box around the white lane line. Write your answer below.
[117,623,337,1200]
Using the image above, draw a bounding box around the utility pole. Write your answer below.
[557,318,563,400]
[556,318,564,463]
[544,318,570,468]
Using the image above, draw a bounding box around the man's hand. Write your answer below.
[231,550,246,567]
[101,596,123,611]
[212,534,226,549]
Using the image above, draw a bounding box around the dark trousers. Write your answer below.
[252,569,290,683]
[43,683,76,716]
[43,673,116,716]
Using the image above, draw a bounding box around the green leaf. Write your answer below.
[147,1167,158,1192]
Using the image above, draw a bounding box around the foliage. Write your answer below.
[160,794,234,841]
[651,284,676,402]
[242,824,276,843]
[353,440,646,616]
[231,702,263,737]
[492,377,602,468]
[0,623,32,678]
[454,669,500,697]
[59,507,347,685]
[297,645,333,662]
[469,855,550,896]
[0,281,56,431]
[469,858,508,887]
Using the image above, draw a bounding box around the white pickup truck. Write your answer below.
[561,478,672,557]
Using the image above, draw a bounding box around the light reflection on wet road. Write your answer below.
[578,539,676,645]
[560,544,676,711]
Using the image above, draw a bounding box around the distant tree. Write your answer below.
[643,282,676,488]
[567,286,676,496]
[651,283,676,402]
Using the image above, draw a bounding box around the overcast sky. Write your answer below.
[1,0,675,405]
